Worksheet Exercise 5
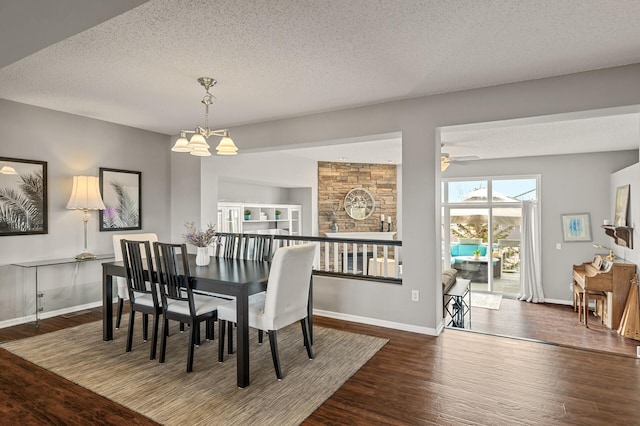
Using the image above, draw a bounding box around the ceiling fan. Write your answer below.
[440,149,479,171]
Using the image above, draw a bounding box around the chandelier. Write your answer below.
[171,77,238,156]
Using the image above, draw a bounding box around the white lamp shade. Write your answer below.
[66,176,106,210]
[171,134,192,152]
[216,136,238,155]
[187,133,209,149]
[190,146,212,156]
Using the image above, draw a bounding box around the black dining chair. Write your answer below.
[120,239,162,360]
[239,233,275,261]
[153,242,229,373]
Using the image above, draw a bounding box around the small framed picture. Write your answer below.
[0,157,48,236]
[561,213,592,242]
[99,168,141,231]
[614,184,630,227]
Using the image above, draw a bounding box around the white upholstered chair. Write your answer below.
[217,243,316,380]
[112,233,159,329]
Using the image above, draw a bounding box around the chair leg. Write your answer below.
[301,318,314,360]
[206,319,214,341]
[142,313,149,342]
[187,320,196,373]
[258,330,264,344]
[268,330,283,380]
[195,322,201,347]
[218,320,226,362]
[159,317,169,363]
[116,297,124,329]
[180,322,185,333]
[126,310,135,352]
[150,312,159,360]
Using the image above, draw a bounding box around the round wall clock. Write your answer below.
[344,187,375,220]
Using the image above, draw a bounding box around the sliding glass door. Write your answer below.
[442,177,537,295]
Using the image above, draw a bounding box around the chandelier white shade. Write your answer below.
[171,77,238,156]
[66,176,105,260]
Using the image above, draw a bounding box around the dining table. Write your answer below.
[102,254,313,388]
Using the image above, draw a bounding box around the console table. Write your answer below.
[11,254,114,325]
[444,278,471,328]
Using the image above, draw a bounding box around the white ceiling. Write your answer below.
[2,0,640,163]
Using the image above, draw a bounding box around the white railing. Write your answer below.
[273,235,402,283]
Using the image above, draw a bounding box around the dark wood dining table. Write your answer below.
[102,254,311,388]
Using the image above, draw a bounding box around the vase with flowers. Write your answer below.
[183,222,219,266]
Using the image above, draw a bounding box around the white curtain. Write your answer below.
[518,200,544,302]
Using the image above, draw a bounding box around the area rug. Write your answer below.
[471,292,503,310]
[2,317,387,426]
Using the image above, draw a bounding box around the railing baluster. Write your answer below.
[324,241,329,272]
[383,245,389,277]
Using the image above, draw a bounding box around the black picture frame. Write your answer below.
[99,167,141,231]
[0,157,48,236]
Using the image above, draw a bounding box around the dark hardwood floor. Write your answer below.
[2,304,640,424]
[468,296,639,357]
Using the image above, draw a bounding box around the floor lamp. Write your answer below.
[66,176,106,260]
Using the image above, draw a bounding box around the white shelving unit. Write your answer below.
[217,202,301,235]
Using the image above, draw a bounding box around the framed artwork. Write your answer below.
[0,157,48,236]
[614,184,630,227]
[561,213,592,242]
[99,168,141,231]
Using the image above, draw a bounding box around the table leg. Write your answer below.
[236,288,250,388]
[103,268,113,341]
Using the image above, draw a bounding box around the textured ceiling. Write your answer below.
[1,0,640,162]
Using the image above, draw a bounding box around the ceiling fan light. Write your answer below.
[171,133,191,152]
[187,133,209,149]
[216,135,238,155]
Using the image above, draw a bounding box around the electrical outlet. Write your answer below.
[411,290,419,302]
[556,243,562,250]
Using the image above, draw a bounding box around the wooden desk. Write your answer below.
[573,258,635,329]
[102,255,312,388]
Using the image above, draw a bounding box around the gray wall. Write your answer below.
[171,64,640,334]
[218,181,291,204]
[0,99,171,262]
[0,99,171,324]
[445,151,638,302]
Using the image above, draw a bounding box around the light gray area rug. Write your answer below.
[471,292,503,310]
[2,317,387,425]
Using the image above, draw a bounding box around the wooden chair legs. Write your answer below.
[575,283,607,327]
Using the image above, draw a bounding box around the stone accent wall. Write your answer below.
[318,161,397,234]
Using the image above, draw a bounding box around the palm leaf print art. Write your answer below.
[110,180,139,228]
[0,171,44,232]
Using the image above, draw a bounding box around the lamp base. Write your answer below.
[75,252,97,260]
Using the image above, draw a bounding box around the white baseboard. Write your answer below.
[544,298,573,306]
[0,300,107,330]
[313,309,440,336]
